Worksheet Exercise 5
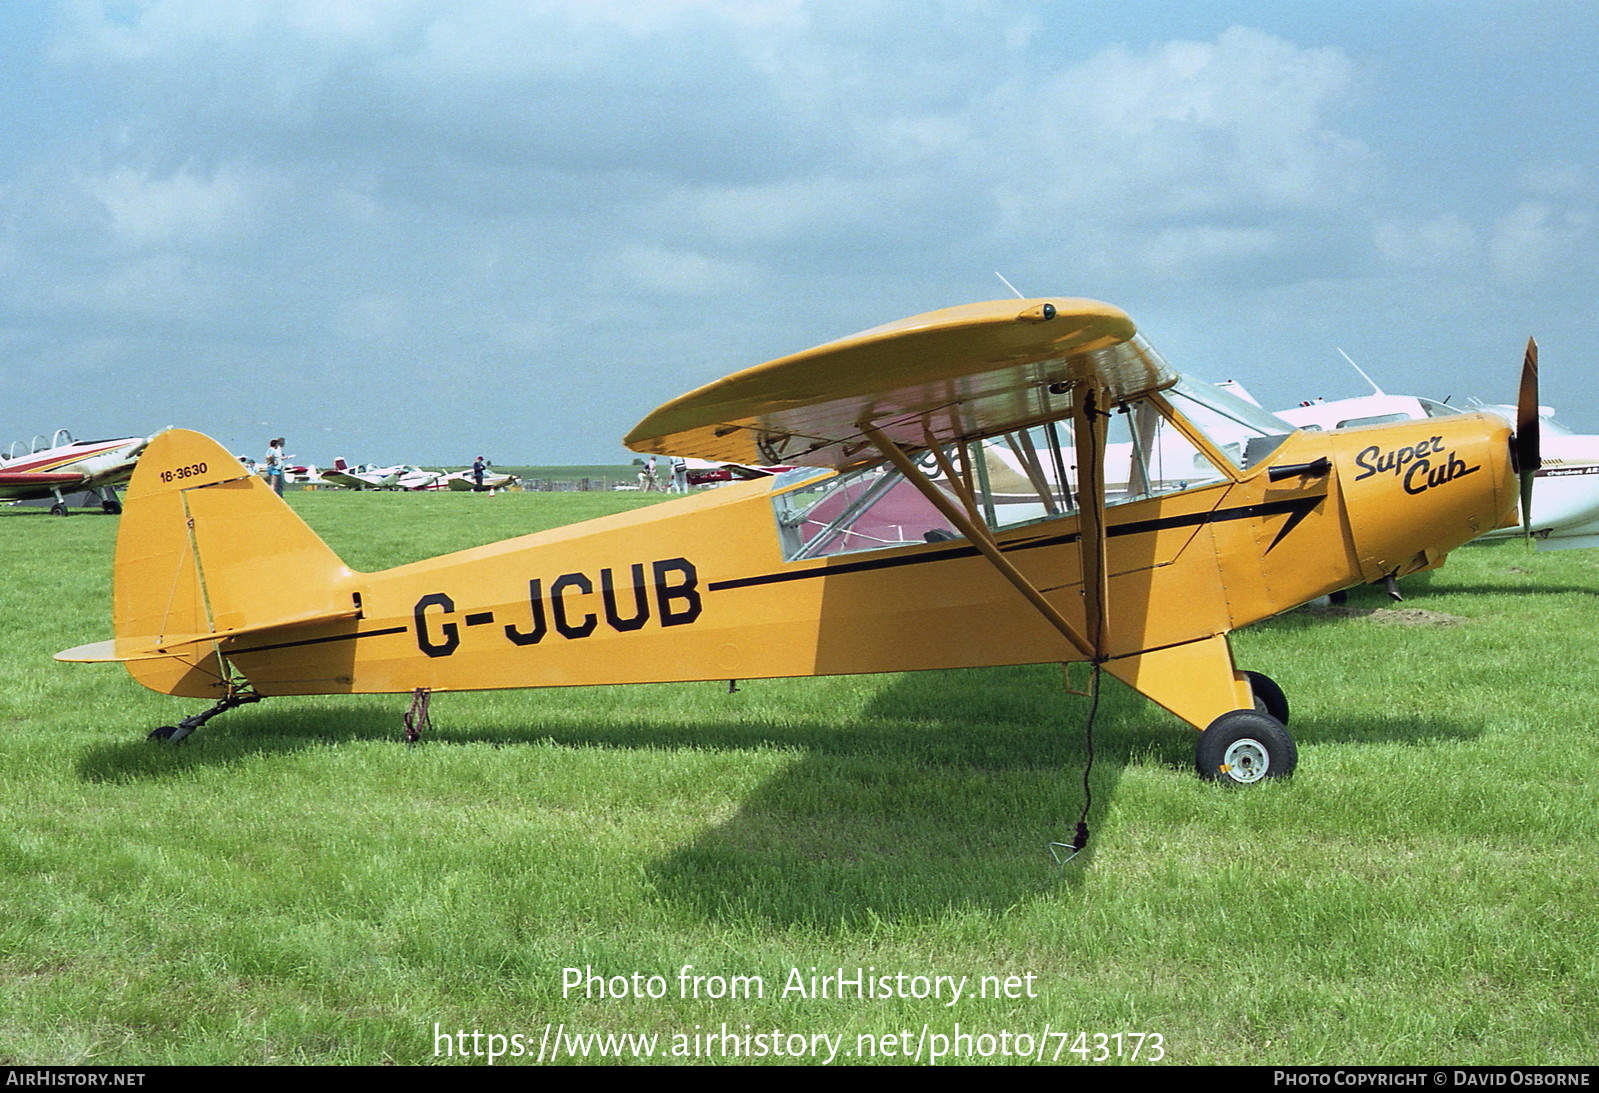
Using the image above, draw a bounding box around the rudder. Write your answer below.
[111,430,355,697]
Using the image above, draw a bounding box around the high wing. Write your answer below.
[624,298,1174,466]
[627,297,1178,668]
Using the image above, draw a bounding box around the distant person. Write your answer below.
[644,456,659,492]
[671,456,688,493]
[265,437,286,497]
[472,455,487,491]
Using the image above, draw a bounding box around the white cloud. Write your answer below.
[88,167,256,247]
[12,4,1596,456]
[1490,200,1593,285]
[1516,163,1592,201]
[1134,225,1279,279]
[1373,215,1479,271]
[607,244,761,296]
[332,294,410,346]
[1002,25,1370,224]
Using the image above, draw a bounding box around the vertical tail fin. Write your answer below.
[88,429,356,696]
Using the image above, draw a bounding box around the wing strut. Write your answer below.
[859,423,1097,662]
[920,427,983,523]
[1073,387,1111,661]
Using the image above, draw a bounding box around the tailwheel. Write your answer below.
[146,691,263,744]
[1243,670,1289,726]
[1196,710,1296,785]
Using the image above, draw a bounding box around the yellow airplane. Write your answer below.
[57,298,1538,785]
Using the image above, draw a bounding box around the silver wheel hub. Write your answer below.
[1222,739,1269,783]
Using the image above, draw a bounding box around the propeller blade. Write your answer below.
[1516,337,1540,542]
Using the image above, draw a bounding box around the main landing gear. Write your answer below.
[45,487,123,516]
[148,691,263,744]
[1196,671,1297,785]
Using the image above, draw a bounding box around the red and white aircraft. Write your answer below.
[318,459,406,490]
[683,457,791,486]
[0,429,150,515]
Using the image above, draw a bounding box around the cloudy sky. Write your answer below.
[2,1,1596,466]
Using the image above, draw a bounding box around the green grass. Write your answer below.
[1,495,1595,1065]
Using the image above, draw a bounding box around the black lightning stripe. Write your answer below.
[221,494,1325,651]
[227,625,409,656]
[708,493,1325,593]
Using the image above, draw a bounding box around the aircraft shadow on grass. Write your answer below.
[1294,569,1599,604]
[1403,582,1599,599]
[72,663,1484,931]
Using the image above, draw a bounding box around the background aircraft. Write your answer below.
[394,466,441,490]
[58,298,1538,792]
[0,429,149,514]
[319,459,403,490]
[437,468,519,492]
[1262,384,1599,549]
[679,457,791,487]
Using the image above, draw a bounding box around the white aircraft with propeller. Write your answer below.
[0,428,150,515]
[1251,352,1599,549]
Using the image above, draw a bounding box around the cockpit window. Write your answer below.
[770,379,1281,562]
[1337,412,1411,428]
[772,464,958,560]
[1103,400,1231,502]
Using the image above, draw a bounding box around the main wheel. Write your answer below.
[102,499,122,515]
[1196,710,1296,784]
[1244,670,1289,726]
[49,503,68,517]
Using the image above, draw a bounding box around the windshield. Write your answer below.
[1160,376,1294,469]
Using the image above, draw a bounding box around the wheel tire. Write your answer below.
[49,503,68,517]
[1196,710,1296,785]
[102,500,122,515]
[1244,670,1289,726]
[147,725,179,742]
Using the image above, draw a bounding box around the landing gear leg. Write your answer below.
[148,690,264,743]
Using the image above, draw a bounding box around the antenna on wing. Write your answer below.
[1337,348,1386,396]
[995,272,1026,299]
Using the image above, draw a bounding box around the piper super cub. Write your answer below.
[58,298,1537,785]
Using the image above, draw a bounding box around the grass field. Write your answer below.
[1,490,1595,1066]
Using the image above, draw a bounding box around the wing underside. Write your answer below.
[0,471,85,487]
[625,298,1174,466]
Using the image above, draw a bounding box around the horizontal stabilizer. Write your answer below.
[55,604,362,663]
[56,640,180,664]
